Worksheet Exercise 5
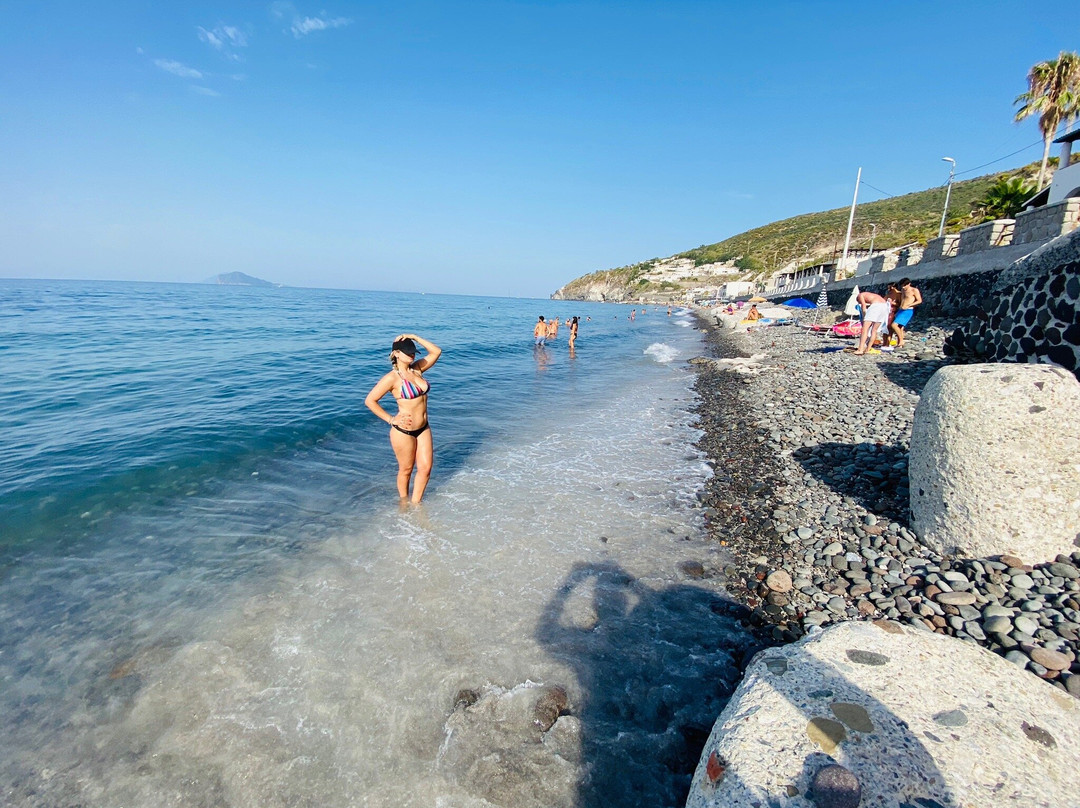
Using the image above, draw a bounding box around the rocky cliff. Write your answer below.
[551,273,639,302]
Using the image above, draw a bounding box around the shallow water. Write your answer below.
[0,282,748,806]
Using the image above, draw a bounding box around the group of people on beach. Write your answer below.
[853,278,923,355]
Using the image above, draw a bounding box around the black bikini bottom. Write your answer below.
[392,422,430,438]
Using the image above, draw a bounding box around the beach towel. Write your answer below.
[831,319,862,338]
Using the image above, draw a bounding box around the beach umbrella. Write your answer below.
[783,297,817,309]
[810,284,830,327]
[844,285,861,316]
[748,296,767,303]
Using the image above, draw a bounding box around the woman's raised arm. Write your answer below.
[400,333,442,371]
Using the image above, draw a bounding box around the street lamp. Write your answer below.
[938,157,956,238]
[868,223,877,258]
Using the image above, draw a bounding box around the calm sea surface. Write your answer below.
[0,279,723,806]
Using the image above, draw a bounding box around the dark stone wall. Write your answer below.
[823,270,1000,319]
[943,230,1080,379]
[816,230,1080,380]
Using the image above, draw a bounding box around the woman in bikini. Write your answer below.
[364,334,442,504]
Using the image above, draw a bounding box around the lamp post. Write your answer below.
[838,167,861,279]
[938,157,956,238]
[868,223,877,257]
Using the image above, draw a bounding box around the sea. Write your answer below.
[0,280,743,807]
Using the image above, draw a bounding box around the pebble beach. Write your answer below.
[690,313,1080,696]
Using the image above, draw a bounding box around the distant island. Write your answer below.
[206,272,280,288]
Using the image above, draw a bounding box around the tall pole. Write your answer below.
[938,157,956,238]
[838,167,861,279]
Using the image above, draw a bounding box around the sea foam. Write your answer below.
[643,341,680,363]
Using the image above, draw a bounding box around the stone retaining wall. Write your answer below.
[896,245,923,267]
[921,235,959,262]
[823,267,1002,319]
[871,252,899,274]
[1014,198,1080,245]
[957,219,1014,255]
[944,228,1080,379]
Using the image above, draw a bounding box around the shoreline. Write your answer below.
[689,311,1080,695]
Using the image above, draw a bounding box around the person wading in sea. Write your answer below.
[534,316,547,347]
[364,334,442,505]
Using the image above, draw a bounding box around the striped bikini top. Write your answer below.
[396,371,429,400]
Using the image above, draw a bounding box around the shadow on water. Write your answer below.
[794,441,910,524]
[537,563,961,806]
[535,561,768,806]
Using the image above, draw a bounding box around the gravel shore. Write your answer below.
[691,313,1080,696]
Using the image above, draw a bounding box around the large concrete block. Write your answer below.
[910,363,1080,561]
[686,621,1080,807]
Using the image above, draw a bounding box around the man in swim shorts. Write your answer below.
[888,278,922,348]
[534,315,547,346]
[854,290,891,356]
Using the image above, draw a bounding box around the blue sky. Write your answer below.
[0,1,1073,297]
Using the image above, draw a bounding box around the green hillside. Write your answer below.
[555,161,1044,299]
[677,161,1041,276]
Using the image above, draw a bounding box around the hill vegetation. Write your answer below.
[675,162,1042,276]
[554,161,1047,300]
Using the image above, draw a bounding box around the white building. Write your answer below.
[720,281,755,299]
[1050,129,1080,205]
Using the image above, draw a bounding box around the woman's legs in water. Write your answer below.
[389,427,418,500]
[389,426,433,502]
[411,428,434,503]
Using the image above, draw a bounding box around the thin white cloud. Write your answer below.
[198,26,224,49]
[291,15,351,37]
[192,86,221,97]
[198,25,248,49]
[154,59,203,79]
[221,26,247,47]
[197,24,248,61]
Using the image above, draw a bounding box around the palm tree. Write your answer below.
[974,176,1036,221]
[1015,51,1080,190]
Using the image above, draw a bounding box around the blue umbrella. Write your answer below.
[783,297,817,309]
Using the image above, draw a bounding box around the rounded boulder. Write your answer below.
[909,364,1080,562]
